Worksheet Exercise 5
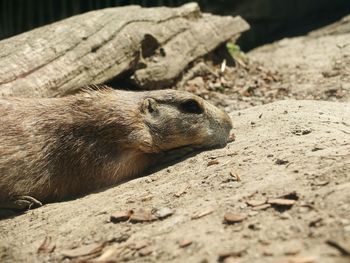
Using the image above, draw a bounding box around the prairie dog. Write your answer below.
[0,88,232,205]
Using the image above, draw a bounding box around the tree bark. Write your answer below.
[0,2,249,98]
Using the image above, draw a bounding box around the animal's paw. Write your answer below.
[0,196,42,210]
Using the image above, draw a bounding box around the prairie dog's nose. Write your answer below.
[222,110,233,131]
[206,100,232,130]
[220,110,233,143]
[202,99,233,144]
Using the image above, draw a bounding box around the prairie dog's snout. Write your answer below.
[139,90,233,151]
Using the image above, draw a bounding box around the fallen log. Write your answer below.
[0,2,249,98]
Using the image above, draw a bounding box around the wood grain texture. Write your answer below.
[0,3,249,98]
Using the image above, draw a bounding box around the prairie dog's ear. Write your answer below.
[141,98,158,114]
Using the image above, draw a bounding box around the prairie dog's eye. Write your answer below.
[180,99,203,114]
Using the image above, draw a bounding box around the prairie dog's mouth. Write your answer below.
[227,133,236,143]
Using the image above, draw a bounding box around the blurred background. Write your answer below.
[0,0,349,50]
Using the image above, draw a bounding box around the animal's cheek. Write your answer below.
[127,129,155,153]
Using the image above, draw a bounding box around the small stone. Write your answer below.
[284,246,301,255]
[248,211,258,217]
[275,159,289,165]
[179,239,192,248]
[139,247,152,256]
[207,160,219,166]
[239,203,247,209]
[218,248,246,261]
[311,180,329,186]
[110,210,133,223]
[258,239,270,245]
[268,198,296,206]
[248,223,262,231]
[223,213,247,224]
[309,217,323,228]
[174,186,188,197]
[262,250,273,256]
[155,207,174,219]
[280,212,292,220]
[141,195,154,201]
[129,210,157,223]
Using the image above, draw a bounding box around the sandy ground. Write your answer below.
[1,17,350,263]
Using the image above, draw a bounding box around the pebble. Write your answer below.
[179,239,193,248]
[268,198,296,206]
[224,213,247,224]
[155,207,174,219]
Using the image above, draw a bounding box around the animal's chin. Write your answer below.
[154,136,231,155]
[201,134,233,149]
[188,140,229,151]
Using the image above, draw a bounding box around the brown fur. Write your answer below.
[0,88,232,203]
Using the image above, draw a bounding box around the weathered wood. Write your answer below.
[0,2,249,98]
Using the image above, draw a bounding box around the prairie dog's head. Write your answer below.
[137,89,232,153]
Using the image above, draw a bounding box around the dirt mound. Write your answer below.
[1,100,349,263]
